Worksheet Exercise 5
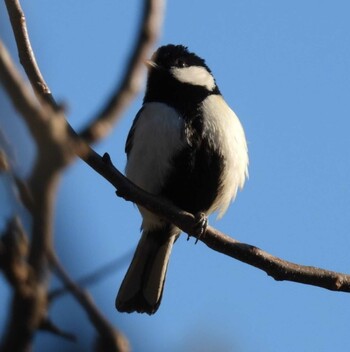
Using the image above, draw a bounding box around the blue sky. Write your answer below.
[1,1,350,351]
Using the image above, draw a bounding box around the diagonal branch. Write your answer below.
[4,0,58,109]
[90,153,350,293]
[2,38,350,300]
[49,250,133,300]
[5,0,165,145]
[49,252,129,351]
[79,0,165,143]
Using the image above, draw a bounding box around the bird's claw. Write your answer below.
[187,212,208,244]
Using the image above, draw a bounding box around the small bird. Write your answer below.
[116,44,248,314]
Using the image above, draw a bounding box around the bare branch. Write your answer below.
[0,33,66,348]
[0,217,44,352]
[4,0,58,109]
[0,39,129,352]
[3,31,350,297]
[49,253,129,352]
[39,318,76,342]
[1,0,164,349]
[50,250,133,300]
[0,0,350,351]
[0,149,10,172]
[0,217,31,296]
[82,153,350,294]
[5,0,165,144]
[79,0,165,143]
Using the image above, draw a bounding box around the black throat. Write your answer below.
[143,68,220,121]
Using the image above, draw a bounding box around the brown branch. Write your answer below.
[49,249,133,300]
[0,217,44,352]
[2,4,350,351]
[0,217,31,297]
[39,318,76,342]
[2,38,350,297]
[0,39,129,352]
[0,149,10,172]
[91,154,350,293]
[0,38,67,351]
[2,0,164,349]
[49,253,129,351]
[5,0,165,145]
[4,0,58,109]
[79,0,165,143]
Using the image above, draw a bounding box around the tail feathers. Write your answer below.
[116,227,177,315]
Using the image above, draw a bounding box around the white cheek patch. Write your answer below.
[171,66,216,90]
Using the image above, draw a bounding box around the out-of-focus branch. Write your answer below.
[79,0,165,143]
[0,36,71,350]
[0,217,48,352]
[49,253,129,351]
[2,0,164,350]
[0,218,30,297]
[40,318,76,342]
[0,149,10,172]
[4,0,58,109]
[50,249,133,300]
[0,39,129,352]
[5,0,165,144]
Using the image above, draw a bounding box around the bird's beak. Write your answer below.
[145,59,158,69]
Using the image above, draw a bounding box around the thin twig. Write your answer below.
[49,252,129,352]
[40,318,76,342]
[4,0,58,109]
[49,249,133,300]
[79,0,165,143]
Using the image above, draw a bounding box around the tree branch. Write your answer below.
[2,4,350,352]
[2,37,350,303]
[0,38,67,351]
[49,252,129,351]
[87,153,350,293]
[4,0,58,109]
[5,0,165,143]
[2,0,164,349]
[79,0,165,143]
[0,39,129,352]
[49,250,133,300]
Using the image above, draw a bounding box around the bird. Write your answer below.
[116,44,248,314]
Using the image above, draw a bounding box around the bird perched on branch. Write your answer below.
[116,44,248,314]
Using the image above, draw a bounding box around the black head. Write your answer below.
[150,45,210,72]
[144,45,220,109]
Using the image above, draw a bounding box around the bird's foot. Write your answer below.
[187,212,208,244]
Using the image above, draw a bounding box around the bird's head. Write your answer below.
[145,44,218,93]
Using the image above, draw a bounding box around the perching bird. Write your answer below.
[116,44,248,314]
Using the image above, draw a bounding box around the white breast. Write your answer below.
[200,95,249,218]
[126,97,248,223]
[126,103,185,194]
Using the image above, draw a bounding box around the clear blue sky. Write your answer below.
[1,1,350,351]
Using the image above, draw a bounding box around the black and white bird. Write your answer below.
[116,44,248,314]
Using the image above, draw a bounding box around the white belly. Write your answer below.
[126,97,249,222]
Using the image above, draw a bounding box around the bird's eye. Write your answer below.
[176,59,186,68]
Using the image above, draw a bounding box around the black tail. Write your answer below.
[116,226,177,314]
